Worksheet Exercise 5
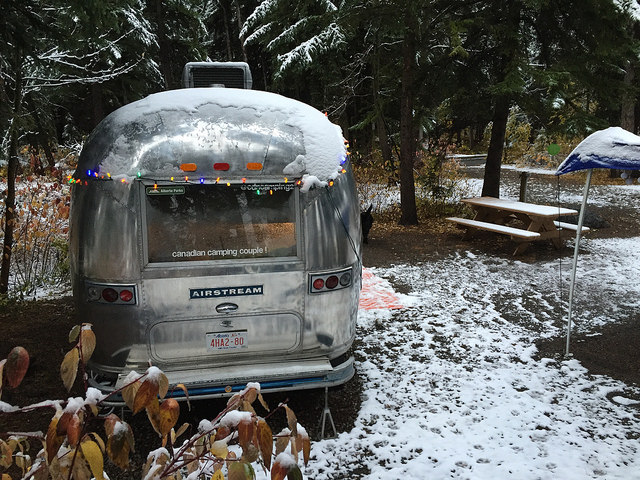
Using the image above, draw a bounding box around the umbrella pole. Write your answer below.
[565,168,593,356]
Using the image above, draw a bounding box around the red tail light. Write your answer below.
[310,268,353,293]
[119,290,134,302]
[325,276,339,289]
[86,283,137,305]
[102,288,118,302]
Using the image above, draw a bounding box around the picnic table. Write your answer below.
[447,196,590,255]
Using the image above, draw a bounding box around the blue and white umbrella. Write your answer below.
[555,126,640,354]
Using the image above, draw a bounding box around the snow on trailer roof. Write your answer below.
[555,126,640,175]
[75,88,347,191]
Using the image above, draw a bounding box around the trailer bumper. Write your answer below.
[89,356,355,406]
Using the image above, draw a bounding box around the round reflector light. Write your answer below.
[120,289,134,302]
[339,272,352,286]
[325,275,339,289]
[102,288,118,303]
[87,286,100,301]
[313,278,325,290]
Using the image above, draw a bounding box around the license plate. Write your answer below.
[206,330,248,351]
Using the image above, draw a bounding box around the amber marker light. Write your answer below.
[180,163,197,172]
[246,162,263,171]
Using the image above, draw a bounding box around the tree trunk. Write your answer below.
[482,95,510,198]
[234,0,249,62]
[155,0,172,89]
[90,83,104,129]
[621,60,635,132]
[376,118,393,168]
[399,15,418,225]
[1,57,23,295]
[372,41,394,172]
[220,0,233,61]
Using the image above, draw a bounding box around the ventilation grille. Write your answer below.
[182,62,252,89]
[191,67,246,89]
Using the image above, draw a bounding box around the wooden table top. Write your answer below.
[462,196,578,217]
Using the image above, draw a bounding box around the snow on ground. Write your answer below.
[303,173,640,479]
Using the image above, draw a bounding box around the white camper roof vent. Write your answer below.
[182,62,252,89]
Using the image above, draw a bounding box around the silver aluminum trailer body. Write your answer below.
[69,88,361,402]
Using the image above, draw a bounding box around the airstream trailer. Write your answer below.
[69,87,362,402]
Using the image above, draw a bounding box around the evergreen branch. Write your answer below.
[23,60,142,89]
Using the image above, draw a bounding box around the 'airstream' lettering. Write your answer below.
[190,285,263,299]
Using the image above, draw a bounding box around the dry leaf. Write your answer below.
[284,406,298,437]
[157,398,180,436]
[121,378,141,412]
[133,379,159,414]
[286,463,303,480]
[70,450,92,480]
[68,325,81,343]
[106,421,134,470]
[46,413,64,463]
[103,414,120,437]
[237,417,254,450]
[275,435,289,456]
[145,398,161,435]
[60,347,79,392]
[79,327,96,365]
[244,386,258,404]
[241,400,256,415]
[211,470,225,480]
[257,393,269,412]
[228,461,255,480]
[67,413,82,447]
[227,393,241,410]
[80,439,104,480]
[88,432,106,453]
[294,426,310,466]
[0,440,13,468]
[0,359,5,396]
[210,439,229,459]
[300,433,310,466]
[271,454,301,480]
[256,419,273,470]
[174,383,191,410]
[174,422,189,440]
[270,461,287,480]
[56,411,71,436]
[215,425,231,441]
[157,372,169,399]
[5,346,29,388]
[241,444,259,463]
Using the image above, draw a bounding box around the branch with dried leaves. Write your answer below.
[0,324,312,480]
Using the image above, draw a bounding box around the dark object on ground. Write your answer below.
[361,205,373,243]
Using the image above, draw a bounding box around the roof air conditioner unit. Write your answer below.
[182,62,253,89]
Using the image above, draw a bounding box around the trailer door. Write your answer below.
[140,182,305,366]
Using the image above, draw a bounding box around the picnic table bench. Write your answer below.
[447,196,590,255]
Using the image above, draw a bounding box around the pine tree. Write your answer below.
[449,0,635,197]
[0,0,162,294]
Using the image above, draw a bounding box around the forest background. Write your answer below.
[2,0,640,296]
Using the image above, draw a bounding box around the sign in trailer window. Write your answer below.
[145,184,297,263]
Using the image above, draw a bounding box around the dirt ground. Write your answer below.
[1,170,638,477]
